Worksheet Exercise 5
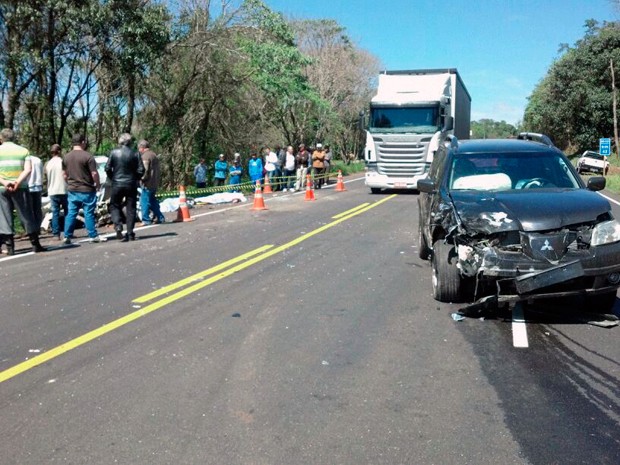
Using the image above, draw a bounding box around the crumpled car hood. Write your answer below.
[450,189,610,233]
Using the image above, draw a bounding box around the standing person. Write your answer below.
[282,145,296,191]
[44,143,68,240]
[194,158,208,188]
[0,128,45,254]
[276,145,287,190]
[294,143,310,191]
[323,144,332,185]
[312,143,326,189]
[138,139,165,225]
[27,153,44,231]
[213,154,228,188]
[248,152,263,186]
[63,133,107,244]
[264,147,278,187]
[105,133,145,242]
[228,155,243,192]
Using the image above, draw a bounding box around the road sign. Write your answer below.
[599,138,611,156]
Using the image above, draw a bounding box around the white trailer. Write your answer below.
[364,69,471,193]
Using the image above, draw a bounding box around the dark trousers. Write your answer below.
[0,188,36,235]
[109,184,138,235]
[30,191,42,231]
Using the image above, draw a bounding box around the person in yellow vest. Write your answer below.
[0,128,45,255]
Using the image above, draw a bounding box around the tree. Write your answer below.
[293,19,380,159]
[471,119,518,139]
[523,21,620,153]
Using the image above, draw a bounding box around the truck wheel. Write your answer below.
[431,240,464,302]
[584,291,617,313]
[418,220,431,260]
[370,188,381,194]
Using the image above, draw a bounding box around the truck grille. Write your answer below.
[373,135,432,176]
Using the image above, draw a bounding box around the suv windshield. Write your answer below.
[449,152,581,191]
[369,106,440,134]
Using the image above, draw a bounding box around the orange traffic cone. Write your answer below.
[263,174,273,194]
[335,170,346,192]
[175,185,195,222]
[304,174,316,201]
[251,180,268,210]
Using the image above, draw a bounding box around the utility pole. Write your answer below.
[612,59,619,158]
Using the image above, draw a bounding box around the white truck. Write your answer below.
[363,69,471,193]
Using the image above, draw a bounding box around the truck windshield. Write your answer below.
[369,106,440,134]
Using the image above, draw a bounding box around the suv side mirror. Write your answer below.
[417,178,436,193]
[587,176,606,191]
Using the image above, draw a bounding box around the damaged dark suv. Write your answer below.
[417,133,620,312]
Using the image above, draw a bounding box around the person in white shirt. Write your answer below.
[28,154,44,231]
[44,144,68,240]
[283,146,296,191]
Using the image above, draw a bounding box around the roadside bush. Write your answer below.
[330,160,365,176]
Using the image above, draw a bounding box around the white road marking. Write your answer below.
[598,192,620,207]
[512,302,529,348]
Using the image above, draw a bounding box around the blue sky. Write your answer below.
[263,0,618,125]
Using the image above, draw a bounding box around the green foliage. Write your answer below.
[1,0,380,187]
[523,21,620,152]
[471,119,518,139]
[331,160,365,176]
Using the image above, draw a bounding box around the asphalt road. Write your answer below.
[0,177,618,465]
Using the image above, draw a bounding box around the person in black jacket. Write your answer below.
[105,133,145,242]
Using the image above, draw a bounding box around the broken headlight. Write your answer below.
[591,220,620,246]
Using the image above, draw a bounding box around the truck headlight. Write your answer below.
[591,220,620,246]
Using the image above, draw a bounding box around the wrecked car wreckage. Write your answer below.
[418,134,620,313]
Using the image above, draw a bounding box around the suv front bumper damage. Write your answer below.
[457,240,620,304]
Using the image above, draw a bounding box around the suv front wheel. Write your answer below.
[432,240,467,303]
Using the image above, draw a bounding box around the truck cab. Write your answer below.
[364,69,470,193]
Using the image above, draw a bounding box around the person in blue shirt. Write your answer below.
[193,159,208,188]
[228,156,243,192]
[248,152,263,186]
[213,154,228,188]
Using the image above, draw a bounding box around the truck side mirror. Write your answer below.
[358,111,366,131]
[443,116,454,131]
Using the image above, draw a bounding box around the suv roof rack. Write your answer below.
[516,132,554,147]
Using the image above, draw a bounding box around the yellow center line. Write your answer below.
[0,194,397,384]
[133,244,275,304]
[332,203,370,219]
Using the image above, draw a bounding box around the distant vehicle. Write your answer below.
[94,155,109,184]
[363,69,471,193]
[417,133,620,312]
[577,150,609,175]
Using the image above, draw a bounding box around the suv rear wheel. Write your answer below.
[432,240,466,302]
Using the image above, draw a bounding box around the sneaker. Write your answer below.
[121,234,129,242]
[115,230,124,240]
[88,236,107,243]
[63,237,72,245]
[282,188,288,192]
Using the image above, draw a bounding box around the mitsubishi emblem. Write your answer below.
[541,240,554,251]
